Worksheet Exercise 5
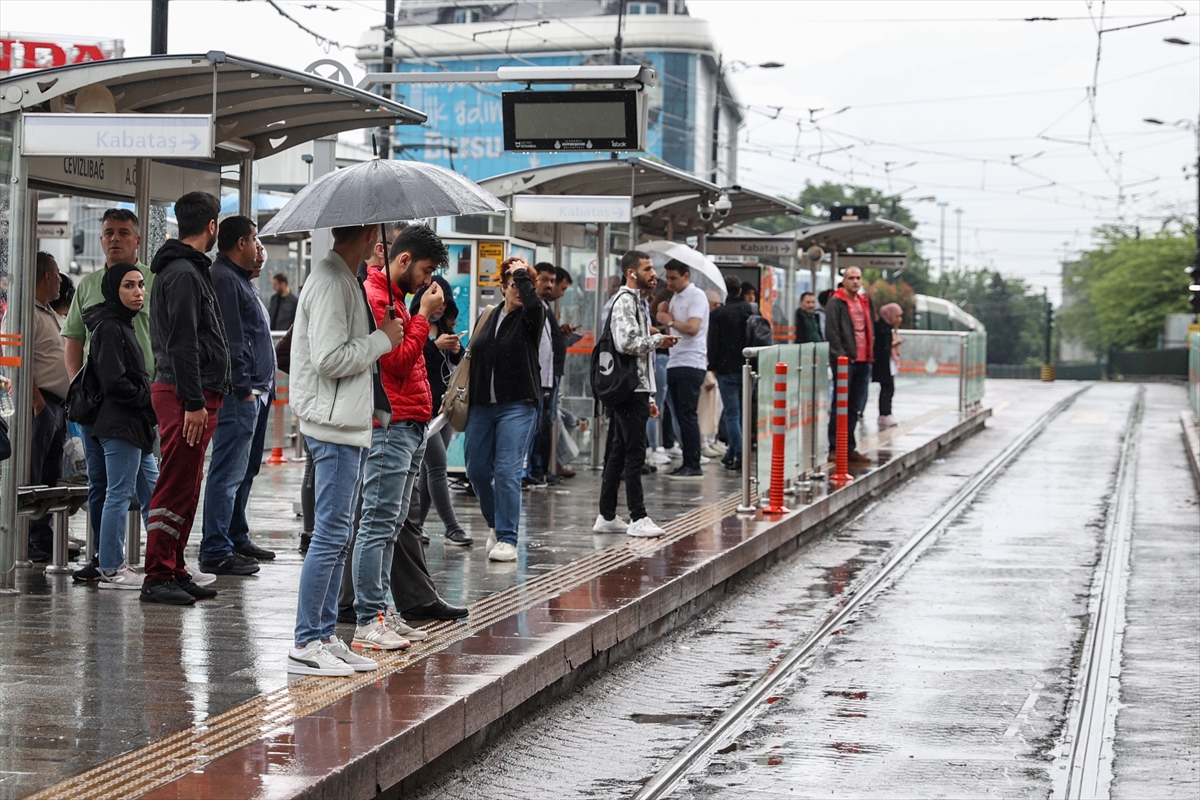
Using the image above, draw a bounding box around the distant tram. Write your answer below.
[912,294,984,332]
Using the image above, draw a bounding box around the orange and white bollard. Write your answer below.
[831,355,853,484]
[764,362,790,515]
[266,377,289,465]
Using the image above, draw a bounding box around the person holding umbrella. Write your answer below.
[287,224,404,677]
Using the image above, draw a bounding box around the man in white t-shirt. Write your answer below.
[655,260,710,480]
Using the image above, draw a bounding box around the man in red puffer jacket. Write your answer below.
[350,224,459,652]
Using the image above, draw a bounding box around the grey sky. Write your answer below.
[4,0,1198,301]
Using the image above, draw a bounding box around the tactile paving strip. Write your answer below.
[32,405,957,800]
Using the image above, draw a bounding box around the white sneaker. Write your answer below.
[878,415,898,428]
[485,529,496,552]
[701,445,722,459]
[647,449,672,465]
[287,642,354,677]
[384,609,429,641]
[353,613,410,651]
[593,513,629,533]
[98,563,144,590]
[665,445,683,458]
[626,517,666,538]
[325,636,379,671]
[185,564,216,587]
[712,441,729,454]
[488,541,518,562]
[699,455,712,465]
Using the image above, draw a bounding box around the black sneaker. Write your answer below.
[178,578,218,600]
[665,466,704,481]
[199,552,261,576]
[445,528,473,547]
[73,558,102,583]
[234,542,276,561]
[140,579,196,605]
[28,547,51,563]
[723,458,742,471]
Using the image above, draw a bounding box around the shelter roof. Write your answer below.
[793,219,913,251]
[0,52,426,166]
[479,157,806,238]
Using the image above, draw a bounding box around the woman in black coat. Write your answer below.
[82,264,160,588]
[412,277,470,546]
[463,258,543,563]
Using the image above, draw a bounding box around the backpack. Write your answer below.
[590,294,640,407]
[66,357,104,426]
[745,312,774,347]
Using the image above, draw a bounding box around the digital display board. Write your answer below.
[503,90,645,152]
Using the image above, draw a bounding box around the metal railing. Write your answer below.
[1189,332,1199,424]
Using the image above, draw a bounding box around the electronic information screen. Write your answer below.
[503,90,645,152]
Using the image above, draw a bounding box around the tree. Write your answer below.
[1058,225,1194,351]
[934,268,1046,364]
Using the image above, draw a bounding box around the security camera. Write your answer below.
[714,193,732,218]
[697,200,715,221]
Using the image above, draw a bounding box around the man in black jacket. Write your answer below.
[268,273,298,331]
[529,262,567,484]
[795,291,823,344]
[142,191,232,606]
[199,216,277,577]
[824,267,873,463]
[707,276,753,470]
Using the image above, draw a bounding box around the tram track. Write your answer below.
[1053,385,1144,800]
[634,385,1094,800]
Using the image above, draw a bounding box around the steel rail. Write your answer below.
[634,385,1093,800]
[1053,386,1144,800]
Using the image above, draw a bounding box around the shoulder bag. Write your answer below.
[590,294,640,408]
[440,304,497,432]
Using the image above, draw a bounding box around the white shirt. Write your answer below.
[666,282,709,370]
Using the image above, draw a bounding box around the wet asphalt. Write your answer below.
[407,382,1199,799]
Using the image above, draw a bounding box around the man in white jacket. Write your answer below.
[287,225,404,677]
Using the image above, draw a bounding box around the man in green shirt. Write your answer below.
[62,208,161,583]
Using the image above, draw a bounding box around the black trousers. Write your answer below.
[667,367,705,470]
[877,373,895,417]
[28,398,66,551]
[599,392,651,522]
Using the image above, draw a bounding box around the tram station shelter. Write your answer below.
[0,51,426,577]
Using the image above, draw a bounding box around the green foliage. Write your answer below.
[865,279,916,328]
[1058,225,1195,351]
[932,269,1048,365]
[744,180,932,292]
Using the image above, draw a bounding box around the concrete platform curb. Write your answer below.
[145,409,991,800]
[1181,410,1200,493]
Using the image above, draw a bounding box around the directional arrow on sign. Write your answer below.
[185,133,201,152]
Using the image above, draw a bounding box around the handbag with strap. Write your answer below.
[440,304,496,432]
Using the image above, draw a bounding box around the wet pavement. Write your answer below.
[0,377,971,799]
[406,382,1199,800]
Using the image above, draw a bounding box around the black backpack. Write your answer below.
[745,311,774,347]
[66,357,104,426]
[590,294,641,407]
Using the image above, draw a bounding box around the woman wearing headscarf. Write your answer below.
[81,263,161,589]
[464,257,543,562]
[411,276,471,547]
[873,302,904,428]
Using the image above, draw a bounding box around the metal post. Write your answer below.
[135,158,152,265]
[151,0,169,54]
[84,509,95,564]
[238,151,255,219]
[830,249,838,292]
[1,124,33,572]
[590,222,609,470]
[309,136,337,261]
[549,223,563,474]
[379,0,395,161]
[958,336,969,414]
[45,510,72,574]
[126,503,142,567]
[737,362,756,513]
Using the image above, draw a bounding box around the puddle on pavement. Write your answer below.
[629,712,711,727]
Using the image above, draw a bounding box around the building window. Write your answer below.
[454,9,481,23]
[628,2,660,14]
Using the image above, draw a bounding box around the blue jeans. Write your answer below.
[354,421,427,625]
[716,373,742,462]
[97,437,158,571]
[828,361,873,454]
[294,437,367,648]
[465,401,538,546]
[200,397,260,563]
[80,423,155,550]
[648,352,670,449]
[227,398,271,549]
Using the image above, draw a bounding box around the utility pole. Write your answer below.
[938,201,948,277]
[379,0,395,162]
[150,0,168,54]
[613,0,626,64]
[955,207,963,271]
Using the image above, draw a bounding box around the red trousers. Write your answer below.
[144,384,222,583]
